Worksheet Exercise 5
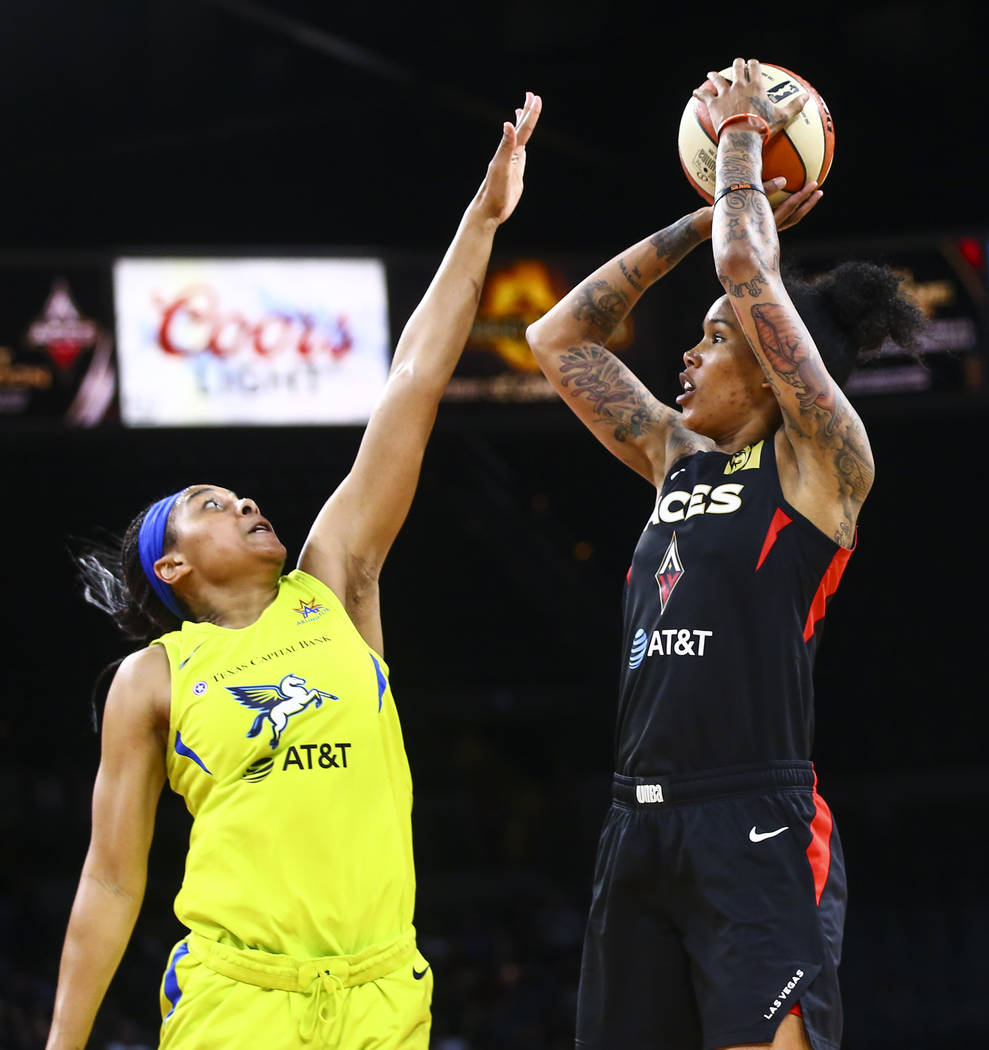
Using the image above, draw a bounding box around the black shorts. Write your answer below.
[575,761,845,1050]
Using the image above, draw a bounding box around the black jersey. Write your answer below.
[616,436,852,776]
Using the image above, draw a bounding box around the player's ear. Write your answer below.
[156,552,190,586]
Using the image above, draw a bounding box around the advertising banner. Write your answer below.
[113,257,390,425]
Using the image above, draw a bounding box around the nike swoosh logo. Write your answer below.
[749,825,789,842]
[412,965,430,980]
[179,644,204,670]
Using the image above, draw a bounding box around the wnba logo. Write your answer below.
[635,784,664,804]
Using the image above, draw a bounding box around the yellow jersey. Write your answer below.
[153,569,415,958]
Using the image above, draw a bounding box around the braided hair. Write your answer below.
[783,260,927,388]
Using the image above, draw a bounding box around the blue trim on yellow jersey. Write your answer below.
[369,652,387,712]
[174,730,212,775]
[162,940,190,1019]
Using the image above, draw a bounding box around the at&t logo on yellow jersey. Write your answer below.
[242,742,352,783]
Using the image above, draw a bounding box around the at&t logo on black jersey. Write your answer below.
[628,627,713,668]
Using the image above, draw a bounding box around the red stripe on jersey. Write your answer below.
[755,507,792,570]
[802,543,853,641]
[807,777,834,905]
[789,1002,803,1017]
[626,565,632,584]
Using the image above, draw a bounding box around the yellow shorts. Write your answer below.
[158,927,432,1049]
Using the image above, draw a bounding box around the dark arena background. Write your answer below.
[2,3,987,1048]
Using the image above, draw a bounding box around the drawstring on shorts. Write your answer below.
[187,927,418,1043]
[301,968,345,1041]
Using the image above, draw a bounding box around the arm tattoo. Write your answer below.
[752,302,875,517]
[751,302,837,427]
[828,413,875,542]
[722,213,746,243]
[718,269,769,299]
[571,279,629,344]
[716,135,762,189]
[833,521,853,548]
[570,216,701,342]
[715,131,873,530]
[558,344,661,442]
[717,190,774,256]
[619,258,644,292]
[714,137,774,259]
[649,215,702,269]
[834,430,873,503]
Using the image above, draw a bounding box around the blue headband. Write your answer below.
[137,491,185,619]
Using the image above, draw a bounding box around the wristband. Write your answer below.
[715,112,771,143]
[713,183,769,207]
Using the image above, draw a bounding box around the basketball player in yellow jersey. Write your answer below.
[45,91,541,1050]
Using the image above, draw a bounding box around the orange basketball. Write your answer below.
[678,63,835,205]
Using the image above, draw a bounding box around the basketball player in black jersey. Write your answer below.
[527,61,923,1050]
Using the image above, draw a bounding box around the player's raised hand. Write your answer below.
[772,178,823,231]
[474,91,542,225]
[693,59,807,140]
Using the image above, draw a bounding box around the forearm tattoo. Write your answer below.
[715,134,762,195]
[575,216,704,330]
[558,344,662,442]
[714,132,872,539]
[714,137,775,252]
[614,215,706,296]
[649,215,703,271]
[718,270,769,299]
[571,279,630,344]
[619,258,644,292]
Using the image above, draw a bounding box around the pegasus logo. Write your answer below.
[226,673,340,748]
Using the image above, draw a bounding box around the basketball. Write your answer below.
[678,63,835,206]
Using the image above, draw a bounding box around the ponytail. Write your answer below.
[74,500,185,643]
[783,260,927,388]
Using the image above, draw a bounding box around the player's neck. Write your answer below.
[184,574,282,629]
